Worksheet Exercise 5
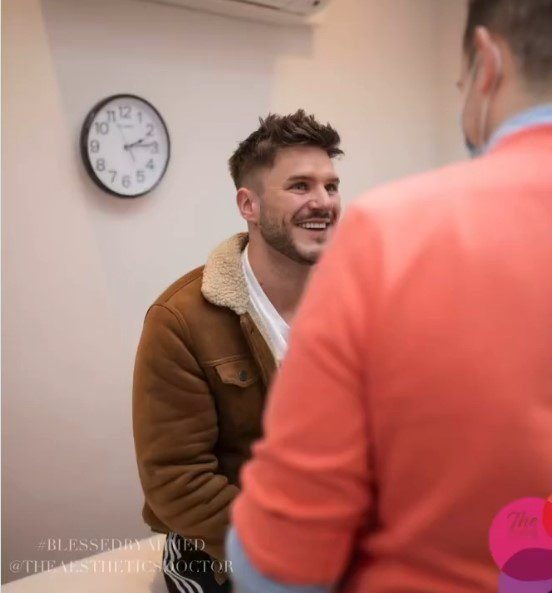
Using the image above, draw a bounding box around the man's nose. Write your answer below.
[308,185,332,210]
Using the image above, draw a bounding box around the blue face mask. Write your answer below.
[464,129,484,159]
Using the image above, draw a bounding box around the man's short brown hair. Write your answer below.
[228,109,343,190]
[463,0,552,88]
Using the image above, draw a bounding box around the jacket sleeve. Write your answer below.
[133,303,239,561]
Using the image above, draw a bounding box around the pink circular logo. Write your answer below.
[489,495,552,591]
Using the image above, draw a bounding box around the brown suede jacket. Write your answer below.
[133,233,277,563]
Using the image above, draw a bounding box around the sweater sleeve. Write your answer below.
[231,206,376,584]
[133,303,239,561]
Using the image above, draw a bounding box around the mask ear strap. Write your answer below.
[491,44,504,86]
[479,44,504,148]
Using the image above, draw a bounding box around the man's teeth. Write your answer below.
[298,222,329,230]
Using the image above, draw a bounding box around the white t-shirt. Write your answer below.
[242,245,289,363]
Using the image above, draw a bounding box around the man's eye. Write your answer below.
[292,182,308,191]
[326,184,338,193]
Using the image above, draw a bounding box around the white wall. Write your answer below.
[436,0,469,166]
[2,0,466,583]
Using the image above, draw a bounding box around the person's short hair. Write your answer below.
[228,109,343,190]
[463,0,552,88]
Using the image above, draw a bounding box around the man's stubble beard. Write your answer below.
[258,210,319,266]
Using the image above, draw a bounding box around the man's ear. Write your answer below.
[473,26,503,94]
[237,187,260,224]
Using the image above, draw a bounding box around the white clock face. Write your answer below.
[81,95,170,197]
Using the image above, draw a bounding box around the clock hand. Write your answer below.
[124,137,146,150]
[131,141,158,149]
[117,125,136,163]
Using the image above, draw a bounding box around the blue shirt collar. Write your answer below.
[486,103,552,153]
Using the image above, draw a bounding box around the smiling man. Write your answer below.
[132,110,343,593]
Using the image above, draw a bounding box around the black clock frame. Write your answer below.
[80,93,171,198]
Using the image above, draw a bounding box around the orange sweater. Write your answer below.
[232,126,552,593]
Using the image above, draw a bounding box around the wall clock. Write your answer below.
[80,94,170,198]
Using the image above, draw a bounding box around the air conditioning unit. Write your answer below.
[137,0,332,26]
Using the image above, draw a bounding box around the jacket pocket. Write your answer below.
[214,358,259,388]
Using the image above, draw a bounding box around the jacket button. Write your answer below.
[239,370,248,382]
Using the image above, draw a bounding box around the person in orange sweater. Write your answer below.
[226,1,552,592]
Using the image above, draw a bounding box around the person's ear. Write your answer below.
[237,187,260,224]
[473,26,503,94]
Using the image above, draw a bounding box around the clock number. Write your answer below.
[90,140,100,153]
[136,170,145,183]
[119,105,131,119]
[137,112,143,123]
[106,110,116,123]
[122,175,131,189]
[96,159,106,172]
[95,122,109,135]
[146,159,155,170]
[109,170,117,183]
[151,142,159,154]
[146,123,154,137]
